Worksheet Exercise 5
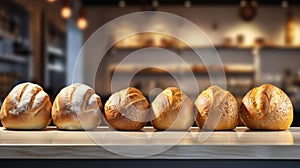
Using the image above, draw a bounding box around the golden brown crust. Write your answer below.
[104,87,149,131]
[0,82,51,130]
[195,85,238,131]
[51,83,102,130]
[240,84,293,130]
[151,87,194,131]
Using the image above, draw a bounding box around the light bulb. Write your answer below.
[77,17,88,30]
[61,6,72,19]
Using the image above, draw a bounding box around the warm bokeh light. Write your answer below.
[77,17,88,30]
[61,6,72,19]
[46,0,56,3]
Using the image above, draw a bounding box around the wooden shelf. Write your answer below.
[47,64,64,72]
[0,126,299,159]
[213,45,300,50]
[111,46,252,51]
[260,46,300,50]
[0,34,23,43]
[47,46,64,57]
[111,45,300,51]
[110,65,254,76]
[0,53,27,64]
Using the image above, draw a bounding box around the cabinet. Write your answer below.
[0,1,31,105]
[43,20,66,101]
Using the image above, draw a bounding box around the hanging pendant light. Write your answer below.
[61,0,72,19]
[47,0,56,3]
[77,8,88,30]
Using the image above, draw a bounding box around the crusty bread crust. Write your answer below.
[151,87,194,131]
[0,82,51,130]
[195,85,238,131]
[240,84,293,130]
[52,83,102,130]
[104,87,149,131]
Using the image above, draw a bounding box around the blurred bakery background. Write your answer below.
[1,0,300,125]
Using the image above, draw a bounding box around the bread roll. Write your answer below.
[52,83,102,130]
[195,85,238,130]
[0,82,51,130]
[240,84,293,130]
[104,87,149,131]
[151,87,194,131]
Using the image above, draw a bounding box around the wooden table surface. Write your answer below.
[0,126,300,159]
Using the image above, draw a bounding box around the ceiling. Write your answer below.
[82,0,300,7]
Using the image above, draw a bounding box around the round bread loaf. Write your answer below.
[151,87,194,131]
[195,85,238,130]
[0,82,51,130]
[240,84,293,130]
[52,83,102,130]
[104,87,149,131]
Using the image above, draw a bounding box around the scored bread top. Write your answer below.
[119,87,149,110]
[195,85,237,118]
[105,87,149,122]
[54,83,102,114]
[194,85,238,130]
[240,83,293,130]
[151,87,190,118]
[2,82,49,115]
[242,83,293,119]
[150,87,194,130]
[163,87,182,110]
